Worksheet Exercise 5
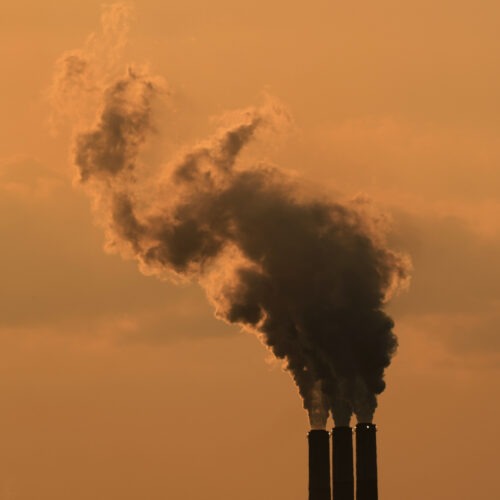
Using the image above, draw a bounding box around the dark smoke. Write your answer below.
[68,66,409,428]
[53,4,410,427]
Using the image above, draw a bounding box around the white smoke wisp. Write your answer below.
[309,380,329,430]
[51,3,411,429]
[47,3,134,133]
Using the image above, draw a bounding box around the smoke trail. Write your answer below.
[48,3,133,132]
[54,4,410,428]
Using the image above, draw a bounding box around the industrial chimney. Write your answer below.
[308,430,331,500]
[355,423,378,500]
[331,426,354,500]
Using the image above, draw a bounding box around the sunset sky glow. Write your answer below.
[1,2,500,499]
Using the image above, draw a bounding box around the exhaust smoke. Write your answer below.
[51,3,410,429]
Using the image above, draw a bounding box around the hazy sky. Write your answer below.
[1,1,499,499]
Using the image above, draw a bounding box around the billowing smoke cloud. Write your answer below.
[54,4,410,428]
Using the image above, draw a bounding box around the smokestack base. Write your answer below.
[355,423,378,500]
[308,430,331,500]
[332,426,354,500]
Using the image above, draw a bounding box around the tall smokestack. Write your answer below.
[332,426,354,500]
[355,423,378,500]
[308,430,331,500]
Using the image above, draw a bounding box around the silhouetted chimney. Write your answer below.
[308,430,331,500]
[332,426,354,500]
[355,423,378,500]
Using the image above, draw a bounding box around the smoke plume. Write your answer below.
[54,4,410,428]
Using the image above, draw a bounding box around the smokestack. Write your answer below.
[355,423,378,500]
[332,426,354,500]
[308,430,331,500]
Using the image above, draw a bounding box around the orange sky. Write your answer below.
[1,2,499,499]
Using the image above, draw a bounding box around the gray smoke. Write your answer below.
[70,68,410,427]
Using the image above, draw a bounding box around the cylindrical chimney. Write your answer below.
[332,426,354,500]
[355,423,378,500]
[308,430,331,500]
